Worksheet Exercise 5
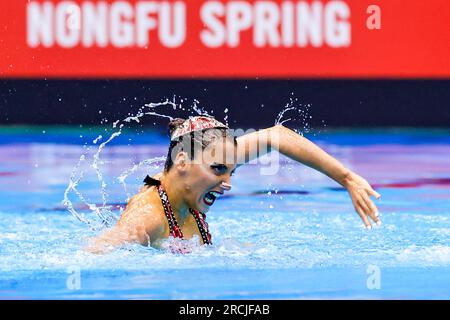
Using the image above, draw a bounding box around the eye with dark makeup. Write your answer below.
[210,163,235,176]
[210,163,227,175]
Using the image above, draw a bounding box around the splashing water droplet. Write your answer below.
[64,96,321,232]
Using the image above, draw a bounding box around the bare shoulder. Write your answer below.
[84,175,168,253]
[118,185,167,244]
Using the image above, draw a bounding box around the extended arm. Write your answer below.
[236,125,381,229]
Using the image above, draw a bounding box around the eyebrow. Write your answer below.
[211,163,227,169]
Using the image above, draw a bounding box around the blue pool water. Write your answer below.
[0,126,449,299]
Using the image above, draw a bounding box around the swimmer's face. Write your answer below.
[178,137,237,212]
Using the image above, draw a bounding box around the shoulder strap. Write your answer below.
[145,175,212,244]
[155,183,183,239]
[190,209,212,245]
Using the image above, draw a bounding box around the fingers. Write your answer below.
[368,188,381,200]
[357,197,373,220]
[366,188,382,225]
[364,195,379,216]
[361,194,381,226]
[354,202,372,229]
[353,190,382,229]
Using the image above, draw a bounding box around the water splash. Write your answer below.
[192,99,210,116]
[224,108,229,126]
[63,96,316,231]
[64,100,176,229]
[274,97,312,135]
[117,156,166,200]
[63,97,220,229]
[63,153,97,229]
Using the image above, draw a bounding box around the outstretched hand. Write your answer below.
[342,171,381,229]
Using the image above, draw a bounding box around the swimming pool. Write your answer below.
[1,126,449,299]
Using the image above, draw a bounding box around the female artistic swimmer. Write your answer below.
[87,116,381,253]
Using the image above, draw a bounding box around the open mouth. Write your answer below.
[203,191,222,206]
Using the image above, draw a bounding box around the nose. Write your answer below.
[221,182,232,191]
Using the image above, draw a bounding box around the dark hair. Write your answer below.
[164,117,237,172]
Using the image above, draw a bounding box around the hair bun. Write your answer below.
[167,118,185,137]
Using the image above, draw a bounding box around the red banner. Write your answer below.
[1,0,449,78]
